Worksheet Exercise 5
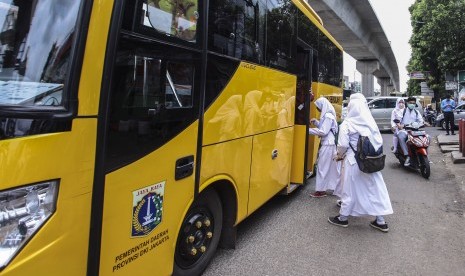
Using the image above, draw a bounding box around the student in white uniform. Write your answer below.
[390,98,405,153]
[329,93,393,232]
[398,96,424,166]
[308,97,341,198]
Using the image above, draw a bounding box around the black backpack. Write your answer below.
[349,136,386,173]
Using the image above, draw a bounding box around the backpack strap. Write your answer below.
[402,108,420,123]
[349,141,356,153]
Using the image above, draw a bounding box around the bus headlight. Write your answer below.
[0,180,58,268]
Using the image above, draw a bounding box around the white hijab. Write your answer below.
[393,97,405,119]
[344,93,383,150]
[314,97,337,132]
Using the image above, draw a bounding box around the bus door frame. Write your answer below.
[86,0,208,274]
[296,39,314,181]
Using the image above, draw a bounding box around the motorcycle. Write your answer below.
[423,109,436,126]
[393,120,431,179]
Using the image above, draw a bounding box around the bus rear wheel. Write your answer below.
[173,189,222,276]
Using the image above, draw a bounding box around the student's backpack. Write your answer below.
[349,136,386,173]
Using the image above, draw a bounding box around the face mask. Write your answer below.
[407,103,415,110]
[398,103,405,109]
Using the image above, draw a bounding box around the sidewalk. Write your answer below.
[437,133,465,164]
[437,133,465,196]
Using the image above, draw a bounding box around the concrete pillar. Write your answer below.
[377,77,391,96]
[387,84,395,94]
[356,60,380,97]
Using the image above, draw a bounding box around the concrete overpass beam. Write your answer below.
[356,60,380,97]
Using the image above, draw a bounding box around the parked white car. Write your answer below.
[366,96,423,131]
[435,103,465,130]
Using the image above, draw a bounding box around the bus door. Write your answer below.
[290,42,314,185]
[92,0,203,275]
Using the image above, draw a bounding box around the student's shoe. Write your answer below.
[452,133,456,135]
[404,156,411,166]
[336,200,342,207]
[310,191,327,198]
[370,220,389,232]
[328,216,348,227]
[446,133,450,135]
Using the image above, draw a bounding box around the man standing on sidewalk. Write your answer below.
[441,94,456,135]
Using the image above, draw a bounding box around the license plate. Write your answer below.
[411,131,425,136]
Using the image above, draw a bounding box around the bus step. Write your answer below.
[281,183,300,195]
[305,170,314,179]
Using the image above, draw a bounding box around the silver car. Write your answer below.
[367,96,423,131]
[435,103,465,130]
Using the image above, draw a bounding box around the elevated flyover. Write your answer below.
[307,0,400,96]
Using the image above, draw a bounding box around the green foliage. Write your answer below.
[408,0,465,97]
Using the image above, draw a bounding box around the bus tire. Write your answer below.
[173,189,223,276]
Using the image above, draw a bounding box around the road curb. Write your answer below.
[451,151,465,164]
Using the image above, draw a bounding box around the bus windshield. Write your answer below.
[0,0,81,109]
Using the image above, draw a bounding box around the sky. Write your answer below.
[343,0,415,92]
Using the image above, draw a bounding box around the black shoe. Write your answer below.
[446,133,450,135]
[451,133,456,135]
[370,220,389,232]
[336,200,342,207]
[328,216,348,227]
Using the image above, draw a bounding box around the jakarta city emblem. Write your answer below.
[132,181,165,237]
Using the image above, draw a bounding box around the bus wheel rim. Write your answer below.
[176,208,214,268]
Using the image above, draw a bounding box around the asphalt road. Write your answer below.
[203,126,465,276]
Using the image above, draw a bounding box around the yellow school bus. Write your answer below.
[0,0,341,275]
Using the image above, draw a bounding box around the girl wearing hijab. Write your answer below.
[390,98,405,153]
[329,93,393,232]
[308,97,341,198]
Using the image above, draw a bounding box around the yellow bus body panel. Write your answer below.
[0,119,96,275]
[290,124,307,183]
[247,127,293,215]
[201,137,253,224]
[203,62,296,145]
[202,62,295,219]
[98,122,198,276]
[78,0,114,116]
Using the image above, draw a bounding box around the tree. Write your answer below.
[408,0,465,101]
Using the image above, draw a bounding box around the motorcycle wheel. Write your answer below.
[429,116,436,125]
[418,155,430,179]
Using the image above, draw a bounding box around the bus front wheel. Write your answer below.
[173,189,223,276]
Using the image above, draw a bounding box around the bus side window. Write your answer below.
[106,51,196,170]
[165,62,194,108]
[208,0,264,64]
[266,0,295,71]
[141,0,198,42]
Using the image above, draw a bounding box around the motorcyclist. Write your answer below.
[425,104,433,113]
[424,104,435,125]
[398,96,424,166]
